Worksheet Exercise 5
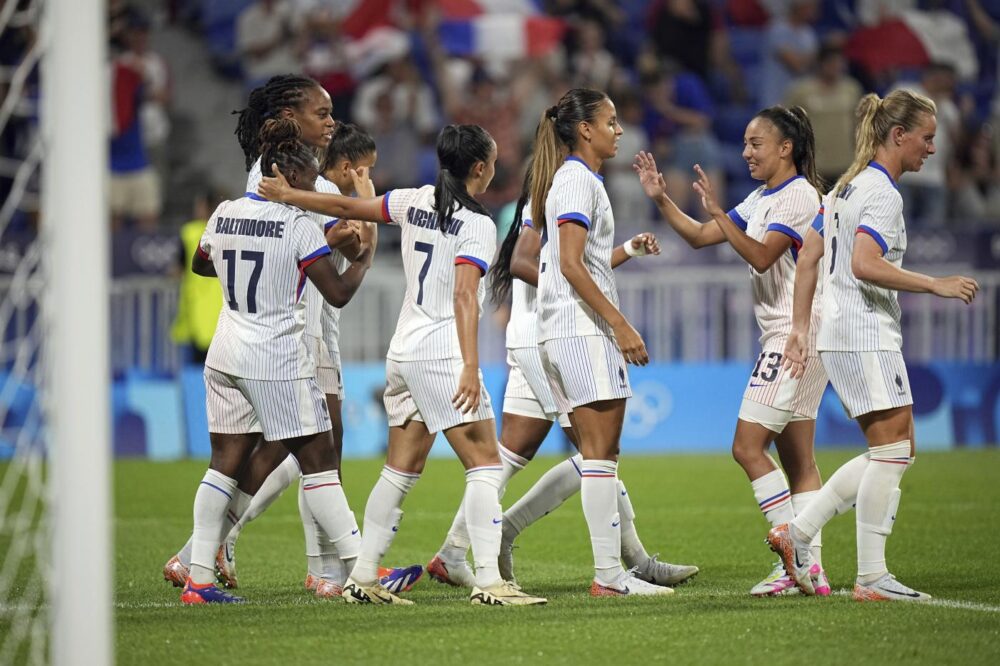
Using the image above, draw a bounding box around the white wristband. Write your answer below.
[624,236,647,257]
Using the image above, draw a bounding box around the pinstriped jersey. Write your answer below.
[818,162,906,352]
[506,204,538,349]
[199,196,331,379]
[537,157,617,343]
[314,176,352,359]
[381,185,497,361]
[726,175,823,352]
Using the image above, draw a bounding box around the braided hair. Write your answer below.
[234,74,321,171]
[258,119,319,184]
[489,158,533,305]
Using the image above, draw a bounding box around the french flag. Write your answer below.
[436,0,566,59]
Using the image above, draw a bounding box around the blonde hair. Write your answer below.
[833,89,936,196]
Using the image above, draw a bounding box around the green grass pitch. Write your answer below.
[116,449,1000,665]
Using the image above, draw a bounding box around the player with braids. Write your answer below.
[179,118,375,604]
[426,158,699,590]
[637,105,835,597]
[772,90,978,601]
[259,124,549,606]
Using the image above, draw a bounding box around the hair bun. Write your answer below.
[545,105,559,120]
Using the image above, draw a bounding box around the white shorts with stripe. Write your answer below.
[820,350,912,419]
[539,335,632,414]
[503,347,572,429]
[383,357,495,434]
[311,334,344,398]
[204,367,331,441]
[738,348,828,432]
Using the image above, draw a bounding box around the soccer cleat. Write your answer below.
[379,564,424,594]
[180,578,244,605]
[162,555,189,588]
[853,573,931,602]
[750,560,800,597]
[215,542,238,589]
[767,523,820,595]
[342,578,414,605]
[590,571,675,597]
[814,568,832,597]
[304,573,321,592]
[470,580,547,606]
[632,554,699,587]
[427,555,477,588]
[498,540,516,583]
[314,579,344,599]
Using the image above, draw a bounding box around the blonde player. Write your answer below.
[635,106,833,597]
[771,90,978,601]
[180,120,374,604]
[259,124,548,606]
[427,164,699,589]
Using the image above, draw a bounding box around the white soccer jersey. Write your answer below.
[381,185,497,361]
[505,205,538,350]
[726,175,823,351]
[199,196,331,380]
[817,162,906,352]
[537,157,618,343]
[313,176,352,359]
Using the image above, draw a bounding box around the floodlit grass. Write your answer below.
[115,450,1000,665]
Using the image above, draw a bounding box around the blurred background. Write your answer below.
[2,0,999,461]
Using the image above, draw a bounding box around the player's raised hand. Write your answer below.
[452,365,481,413]
[634,232,661,256]
[326,220,361,250]
[351,166,375,198]
[258,164,292,202]
[613,319,649,366]
[692,164,725,218]
[782,329,808,379]
[931,275,979,304]
[634,151,669,201]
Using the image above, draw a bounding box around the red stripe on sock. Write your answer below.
[302,482,341,490]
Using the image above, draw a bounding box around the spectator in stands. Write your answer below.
[570,19,616,91]
[784,44,863,185]
[951,121,1000,224]
[605,93,651,239]
[758,0,819,107]
[352,56,439,145]
[236,0,301,91]
[893,63,963,226]
[641,60,724,214]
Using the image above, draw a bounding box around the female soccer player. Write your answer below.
[427,164,699,590]
[259,124,547,606]
[181,119,375,604]
[634,106,831,597]
[521,88,670,597]
[771,90,978,601]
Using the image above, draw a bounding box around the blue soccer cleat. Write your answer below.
[181,578,245,605]
[378,564,424,594]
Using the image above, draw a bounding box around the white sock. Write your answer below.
[792,451,867,541]
[229,454,299,542]
[856,441,912,583]
[178,488,250,569]
[464,465,505,588]
[321,511,355,584]
[751,467,794,527]
[190,469,238,584]
[300,470,361,574]
[351,465,419,585]
[617,480,649,568]
[791,491,822,566]
[297,481,325,579]
[581,459,624,585]
[177,537,193,569]
[440,443,526,563]
[502,454,583,543]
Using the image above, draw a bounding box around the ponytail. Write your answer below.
[433,125,492,231]
[489,159,533,304]
[258,118,317,183]
[754,105,825,194]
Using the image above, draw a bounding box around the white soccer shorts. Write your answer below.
[820,350,913,419]
[503,347,571,428]
[539,335,632,414]
[204,366,331,441]
[383,357,495,434]
[739,347,828,432]
[311,334,344,398]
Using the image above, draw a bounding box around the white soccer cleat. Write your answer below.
[590,571,675,597]
[632,554,699,587]
[767,523,820,595]
[215,541,238,589]
[470,580,547,606]
[498,540,516,584]
[853,573,931,602]
[342,578,414,605]
[750,560,800,597]
[427,555,477,588]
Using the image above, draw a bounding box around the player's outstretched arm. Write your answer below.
[509,224,541,287]
[259,165,387,223]
[452,264,483,414]
[304,243,374,308]
[693,165,791,273]
[634,151,725,249]
[852,234,979,303]
[783,227,824,379]
[611,232,661,268]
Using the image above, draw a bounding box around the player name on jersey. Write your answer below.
[406,207,466,236]
[215,217,286,238]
